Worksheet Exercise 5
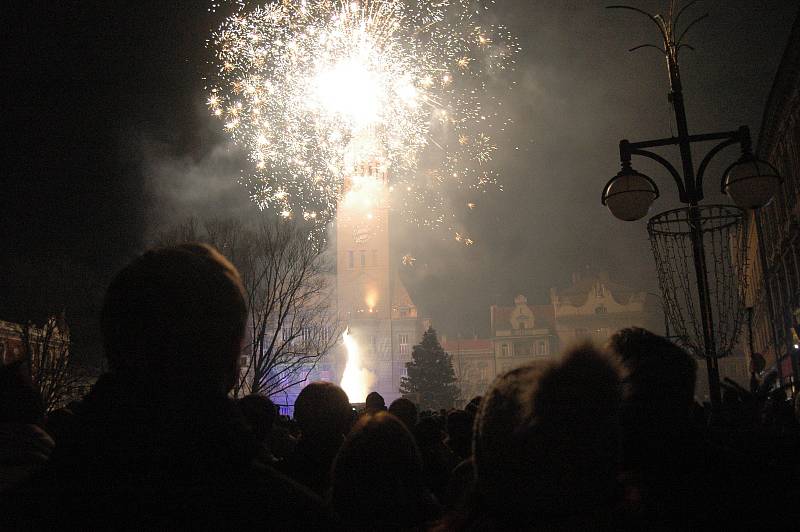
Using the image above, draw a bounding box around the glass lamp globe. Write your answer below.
[723,156,782,210]
[602,169,659,221]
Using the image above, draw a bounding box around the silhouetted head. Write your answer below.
[389,397,418,430]
[464,395,481,418]
[238,394,277,443]
[364,391,386,414]
[795,392,800,425]
[444,410,473,461]
[414,415,445,449]
[294,382,351,440]
[100,244,246,393]
[330,411,434,529]
[445,410,472,452]
[474,344,622,525]
[446,410,471,437]
[608,327,697,415]
[0,361,45,425]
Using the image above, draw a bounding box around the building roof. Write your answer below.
[392,273,415,308]
[490,302,554,333]
[759,10,800,157]
[553,272,637,307]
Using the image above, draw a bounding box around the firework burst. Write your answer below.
[207,0,519,241]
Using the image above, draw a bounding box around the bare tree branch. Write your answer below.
[157,216,343,399]
[18,317,94,413]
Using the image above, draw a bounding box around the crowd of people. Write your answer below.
[2,243,800,530]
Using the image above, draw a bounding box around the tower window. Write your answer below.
[347,251,354,269]
[360,251,366,267]
[399,334,409,355]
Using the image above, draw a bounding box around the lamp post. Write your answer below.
[601,3,782,409]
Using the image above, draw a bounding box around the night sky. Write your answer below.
[3,1,797,363]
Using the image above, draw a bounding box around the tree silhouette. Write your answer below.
[155,216,342,397]
[17,315,94,413]
[399,326,460,410]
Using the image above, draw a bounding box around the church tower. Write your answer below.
[336,159,421,403]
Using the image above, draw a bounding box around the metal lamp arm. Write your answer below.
[696,136,740,193]
[626,147,688,201]
[606,5,667,38]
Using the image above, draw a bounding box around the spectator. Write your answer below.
[44,403,79,446]
[330,411,439,530]
[464,396,481,420]
[440,409,474,510]
[442,454,477,513]
[270,415,298,461]
[365,391,387,415]
[415,414,458,502]
[277,381,352,496]
[608,327,744,528]
[389,397,418,431]
[608,327,696,417]
[444,410,472,461]
[795,390,800,426]
[5,244,331,529]
[238,394,279,464]
[0,362,54,493]
[466,344,622,529]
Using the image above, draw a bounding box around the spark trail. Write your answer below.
[208,0,518,242]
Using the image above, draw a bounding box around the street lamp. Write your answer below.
[722,155,782,210]
[602,2,782,409]
[601,164,659,221]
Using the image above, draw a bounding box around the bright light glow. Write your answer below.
[208,0,519,243]
[365,290,377,312]
[312,58,382,126]
[342,174,384,209]
[340,329,375,403]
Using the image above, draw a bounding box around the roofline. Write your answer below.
[758,8,800,157]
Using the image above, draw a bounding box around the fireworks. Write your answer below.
[207,0,519,241]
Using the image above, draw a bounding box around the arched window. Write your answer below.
[596,283,605,298]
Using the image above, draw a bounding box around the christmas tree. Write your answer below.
[399,326,460,410]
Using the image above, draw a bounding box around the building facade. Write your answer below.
[550,271,660,349]
[441,337,494,402]
[744,13,800,390]
[437,273,663,403]
[0,316,70,367]
[490,295,557,375]
[0,320,27,366]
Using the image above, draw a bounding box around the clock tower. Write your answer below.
[336,159,422,403]
[336,160,391,321]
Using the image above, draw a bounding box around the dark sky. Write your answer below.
[3,1,797,359]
